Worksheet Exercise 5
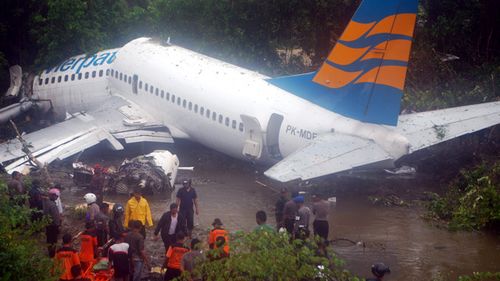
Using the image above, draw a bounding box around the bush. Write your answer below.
[0,180,57,281]
[426,161,500,231]
[181,230,360,281]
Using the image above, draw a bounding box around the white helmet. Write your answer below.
[84,193,97,204]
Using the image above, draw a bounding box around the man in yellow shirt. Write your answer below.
[125,188,153,238]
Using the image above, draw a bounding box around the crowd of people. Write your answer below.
[6,170,391,281]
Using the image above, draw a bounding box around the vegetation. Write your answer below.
[0,179,57,281]
[181,231,360,281]
[426,161,500,231]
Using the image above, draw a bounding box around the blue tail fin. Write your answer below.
[267,0,418,126]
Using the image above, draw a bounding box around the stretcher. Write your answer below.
[81,258,115,281]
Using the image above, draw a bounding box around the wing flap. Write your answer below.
[264,133,391,182]
[397,101,500,152]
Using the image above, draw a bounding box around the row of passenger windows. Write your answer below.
[38,69,111,86]
[109,68,245,133]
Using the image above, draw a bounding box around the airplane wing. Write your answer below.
[264,133,392,182]
[0,95,173,173]
[397,101,500,153]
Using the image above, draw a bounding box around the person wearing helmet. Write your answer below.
[43,188,61,257]
[109,203,126,240]
[84,193,100,223]
[366,263,391,281]
[176,178,199,238]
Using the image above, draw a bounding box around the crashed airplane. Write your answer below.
[1,0,499,182]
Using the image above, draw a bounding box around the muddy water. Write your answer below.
[54,141,499,280]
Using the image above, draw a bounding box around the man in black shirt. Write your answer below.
[176,179,199,238]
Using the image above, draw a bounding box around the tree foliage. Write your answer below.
[181,231,360,281]
[0,180,57,281]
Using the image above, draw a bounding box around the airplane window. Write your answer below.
[114,71,118,78]
[78,73,82,80]
[64,75,68,82]
[85,72,89,79]
[99,70,103,77]
[51,77,55,84]
[132,74,138,94]
[194,104,198,113]
[177,97,181,106]
[92,71,96,78]
[106,69,110,76]
[71,74,75,81]
[45,78,49,84]
[212,112,217,121]
[206,109,211,118]
[161,90,164,98]
[172,95,176,103]
[145,83,148,91]
[224,116,229,126]
[57,76,62,83]
[39,79,42,85]
[183,100,187,108]
[239,122,244,132]
[124,74,127,82]
[155,88,159,96]
[232,120,236,129]
[139,81,142,89]
[128,76,132,84]
[111,69,114,76]
[166,92,170,100]
[119,73,123,80]
[218,115,223,123]
[188,102,192,110]
[150,86,153,94]
[200,107,204,115]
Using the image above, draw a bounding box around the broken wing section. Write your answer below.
[264,133,392,182]
[397,101,500,153]
[0,95,173,173]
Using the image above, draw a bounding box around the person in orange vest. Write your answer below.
[164,232,189,281]
[125,188,153,238]
[79,221,98,272]
[55,233,82,281]
[208,218,229,259]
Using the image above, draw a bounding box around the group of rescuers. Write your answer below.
[8,170,391,281]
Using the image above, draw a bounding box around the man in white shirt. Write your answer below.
[154,203,187,251]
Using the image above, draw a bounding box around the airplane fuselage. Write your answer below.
[33,38,409,166]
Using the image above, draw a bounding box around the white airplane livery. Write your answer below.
[1,0,499,182]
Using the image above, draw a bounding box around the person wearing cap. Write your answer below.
[176,179,199,238]
[53,183,64,215]
[312,193,330,241]
[79,221,98,272]
[154,203,187,251]
[125,188,153,239]
[43,188,61,257]
[274,187,288,231]
[366,263,391,281]
[294,195,312,239]
[109,203,126,240]
[55,233,82,281]
[283,192,299,235]
[208,218,229,258]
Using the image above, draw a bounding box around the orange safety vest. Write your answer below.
[208,228,230,255]
[166,243,190,270]
[79,230,98,262]
[55,246,81,280]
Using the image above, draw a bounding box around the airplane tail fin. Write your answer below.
[267,0,418,126]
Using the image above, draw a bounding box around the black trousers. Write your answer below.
[284,218,295,234]
[46,224,60,257]
[164,267,181,281]
[313,220,329,240]
[162,234,176,252]
[180,208,194,231]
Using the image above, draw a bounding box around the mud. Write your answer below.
[5,132,500,280]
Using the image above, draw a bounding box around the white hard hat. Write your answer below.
[84,193,97,204]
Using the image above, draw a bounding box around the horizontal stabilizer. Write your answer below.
[264,133,392,182]
[397,101,500,152]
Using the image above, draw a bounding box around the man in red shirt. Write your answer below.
[164,232,189,281]
[79,221,98,272]
[55,233,82,281]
